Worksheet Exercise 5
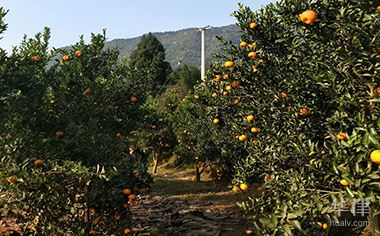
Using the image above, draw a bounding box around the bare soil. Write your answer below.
[129,172,254,236]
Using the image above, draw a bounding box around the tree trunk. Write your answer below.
[195,164,201,182]
[152,151,159,175]
[370,211,380,235]
[84,184,90,223]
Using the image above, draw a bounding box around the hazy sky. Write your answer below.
[0,1,274,51]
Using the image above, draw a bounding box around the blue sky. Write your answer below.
[0,0,274,51]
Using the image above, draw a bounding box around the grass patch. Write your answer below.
[148,156,195,176]
[150,176,253,213]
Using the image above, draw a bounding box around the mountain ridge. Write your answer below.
[104,24,241,67]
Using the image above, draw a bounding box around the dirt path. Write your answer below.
[129,173,253,236]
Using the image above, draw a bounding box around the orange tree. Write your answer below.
[172,94,218,181]
[128,94,177,175]
[201,0,380,235]
[0,9,151,235]
[146,64,238,181]
[168,88,241,181]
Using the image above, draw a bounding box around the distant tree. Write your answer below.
[170,64,201,91]
[129,33,172,95]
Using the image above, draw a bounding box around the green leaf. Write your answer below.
[283,224,292,236]
[367,174,380,179]
[346,187,355,198]
[259,216,278,230]
[290,220,303,232]
[332,161,340,175]
[287,210,304,220]
[368,134,380,148]
[278,204,288,218]
[270,215,278,228]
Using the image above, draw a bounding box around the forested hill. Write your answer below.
[105,24,241,67]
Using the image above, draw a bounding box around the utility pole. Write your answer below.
[197,26,211,81]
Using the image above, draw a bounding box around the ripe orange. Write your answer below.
[213,118,220,125]
[61,215,70,221]
[246,115,255,122]
[225,85,232,91]
[122,188,132,195]
[130,96,138,104]
[264,174,273,182]
[252,140,258,145]
[56,130,64,137]
[240,41,248,47]
[377,6,380,11]
[239,134,248,141]
[84,87,92,94]
[212,92,218,97]
[194,95,200,99]
[370,150,380,164]
[34,159,44,166]
[375,87,380,95]
[115,214,122,221]
[62,55,70,61]
[223,91,229,96]
[249,22,258,29]
[240,183,249,192]
[299,107,310,116]
[279,92,288,99]
[299,10,318,25]
[231,81,240,88]
[248,52,257,59]
[252,65,258,73]
[233,98,240,105]
[214,75,222,83]
[251,127,260,133]
[248,43,256,49]
[31,55,41,62]
[74,50,83,57]
[93,217,100,225]
[6,177,17,184]
[336,132,348,141]
[123,227,132,235]
[340,179,349,186]
[232,186,240,192]
[224,61,235,68]
[128,194,136,200]
[322,223,328,230]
